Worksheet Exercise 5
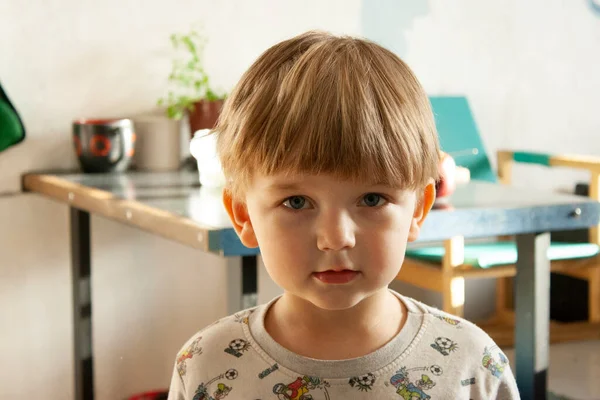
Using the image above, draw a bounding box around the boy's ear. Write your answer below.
[407,180,436,242]
[222,189,259,248]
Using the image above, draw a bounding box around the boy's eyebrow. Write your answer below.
[368,181,389,187]
[266,182,303,191]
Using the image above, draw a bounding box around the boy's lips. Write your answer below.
[312,269,360,284]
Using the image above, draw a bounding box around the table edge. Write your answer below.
[23,173,220,253]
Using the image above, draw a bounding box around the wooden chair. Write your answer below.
[396,96,600,345]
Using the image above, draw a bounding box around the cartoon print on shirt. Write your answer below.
[272,375,331,400]
[176,336,203,378]
[431,337,458,356]
[258,364,279,379]
[433,313,462,328]
[429,365,443,376]
[461,377,476,386]
[224,338,250,358]
[389,367,435,399]
[482,345,509,378]
[234,311,251,325]
[348,372,376,391]
[193,368,238,400]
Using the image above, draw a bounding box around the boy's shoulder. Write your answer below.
[175,307,257,355]
[171,307,259,386]
[174,307,258,367]
[402,297,518,397]
[169,307,264,399]
[403,295,509,365]
[405,295,496,341]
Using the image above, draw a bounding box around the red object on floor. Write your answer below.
[127,389,168,400]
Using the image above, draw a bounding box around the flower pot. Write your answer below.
[188,99,224,138]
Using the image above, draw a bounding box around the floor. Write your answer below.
[503,340,600,400]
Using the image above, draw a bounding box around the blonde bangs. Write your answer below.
[215,31,440,197]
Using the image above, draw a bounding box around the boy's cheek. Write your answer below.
[367,231,411,261]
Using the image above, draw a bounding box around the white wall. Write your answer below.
[2,1,600,399]
[407,0,600,191]
[0,1,361,399]
[363,0,600,317]
[364,0,600,191]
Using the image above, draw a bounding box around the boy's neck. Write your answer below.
[264,288,406,360]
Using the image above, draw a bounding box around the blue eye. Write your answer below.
[283,196,308,210]
[361,193,385,207]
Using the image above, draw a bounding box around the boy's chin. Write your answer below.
[302,291,371,312]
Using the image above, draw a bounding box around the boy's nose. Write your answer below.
[316,210,356,251]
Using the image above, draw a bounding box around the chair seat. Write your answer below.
[405,241,600,268]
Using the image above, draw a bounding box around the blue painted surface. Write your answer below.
[429,96,497,183]
[210,229,260,257]
[360,0,429,57]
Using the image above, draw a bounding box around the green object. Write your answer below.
[0,81,25,152]
[429,96,497,183]
[157,25,227,120]
[406,241,600,268]
[513,151,552,166]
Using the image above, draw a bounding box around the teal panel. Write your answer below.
[429,96,497,183]
[406,241,599,268]
[513,151,551,167]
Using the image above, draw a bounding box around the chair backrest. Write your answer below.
[429,96,496,183]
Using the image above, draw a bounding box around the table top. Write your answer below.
[23,171,600,256]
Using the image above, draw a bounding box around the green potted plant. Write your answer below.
[158,26,226,138]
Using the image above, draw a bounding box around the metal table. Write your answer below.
[23,171,600,400]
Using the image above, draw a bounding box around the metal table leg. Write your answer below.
[515,232,550,400]
[70,211,258,399]
[227,255,258,314]
[242,255,258,309]
[71,208,94,400]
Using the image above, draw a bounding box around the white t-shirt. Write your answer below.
[168,290,520,399]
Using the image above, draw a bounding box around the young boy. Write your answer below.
[168,31,519,399]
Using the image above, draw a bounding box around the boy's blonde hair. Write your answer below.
[215,30,440,198]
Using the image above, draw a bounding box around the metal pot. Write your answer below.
[73,118,135,173]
